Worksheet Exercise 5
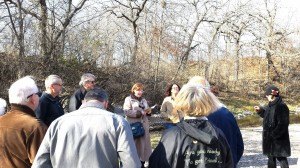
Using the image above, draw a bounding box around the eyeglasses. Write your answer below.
[52,83,62,87]
[27,92,38,99]
[87,80,95,84]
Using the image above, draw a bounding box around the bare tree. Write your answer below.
[107,0,148,66]
[3,0,26,77]
[5,0,88,65]
[248,0,285,82]
[206,10,237,80]
[171,0,221,80]
[222,17,252,81]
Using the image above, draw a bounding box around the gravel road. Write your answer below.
[237,124,300,168]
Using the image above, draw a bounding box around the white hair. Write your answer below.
[45,74,62,89]
[9,76,39,104]
[188,76,211,89]
[79,73,95,86]
[0,98,7,116]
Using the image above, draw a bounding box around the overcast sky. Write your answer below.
[244,0,299,29]
[277,0,300,28]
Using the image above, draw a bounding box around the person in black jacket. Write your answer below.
[149,83,233,168]
[68,73,96,112]
[254,85,290,168]
[35,75,64,126]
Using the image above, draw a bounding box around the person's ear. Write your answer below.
[104,101,109,109]
[28,94,39,108]
[50,84,55,91]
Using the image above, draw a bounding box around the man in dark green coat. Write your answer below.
[254,85,290,168]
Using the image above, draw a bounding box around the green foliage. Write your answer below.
[220,96,299,127]
[290,114,300,124]
[220,97,258,114]
[237,115,262,127]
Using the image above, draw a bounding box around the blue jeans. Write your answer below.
[163,123,176,129]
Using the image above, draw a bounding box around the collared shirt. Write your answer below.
[32,102,141,168]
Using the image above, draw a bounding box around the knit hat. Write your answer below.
[265,85,279,96]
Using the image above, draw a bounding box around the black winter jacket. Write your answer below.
[68,87,87,112]
[149,119,233,168]
[35,92,64,126]
[257,96,291,157]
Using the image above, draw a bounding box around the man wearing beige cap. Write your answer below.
[0,76,47,168]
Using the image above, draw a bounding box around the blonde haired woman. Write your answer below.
[149,84,233,168]
[123,83,152,168]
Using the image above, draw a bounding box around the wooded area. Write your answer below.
[0,0,299,106]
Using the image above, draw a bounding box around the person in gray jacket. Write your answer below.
[32,88,141,168]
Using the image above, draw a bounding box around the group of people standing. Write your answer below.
[0,73,291,168]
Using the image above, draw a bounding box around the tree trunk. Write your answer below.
[17,0,25,77]
[39,0,48,61]
[234,38,240,81]
[132,22,138,66]
[154,9,164,90]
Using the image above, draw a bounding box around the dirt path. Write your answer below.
[237,124,300,168]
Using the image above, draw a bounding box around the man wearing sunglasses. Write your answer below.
[69,73,96,112]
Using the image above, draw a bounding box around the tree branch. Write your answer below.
[5,0,41,20]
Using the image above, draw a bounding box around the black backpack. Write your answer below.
[177,121,224,168]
